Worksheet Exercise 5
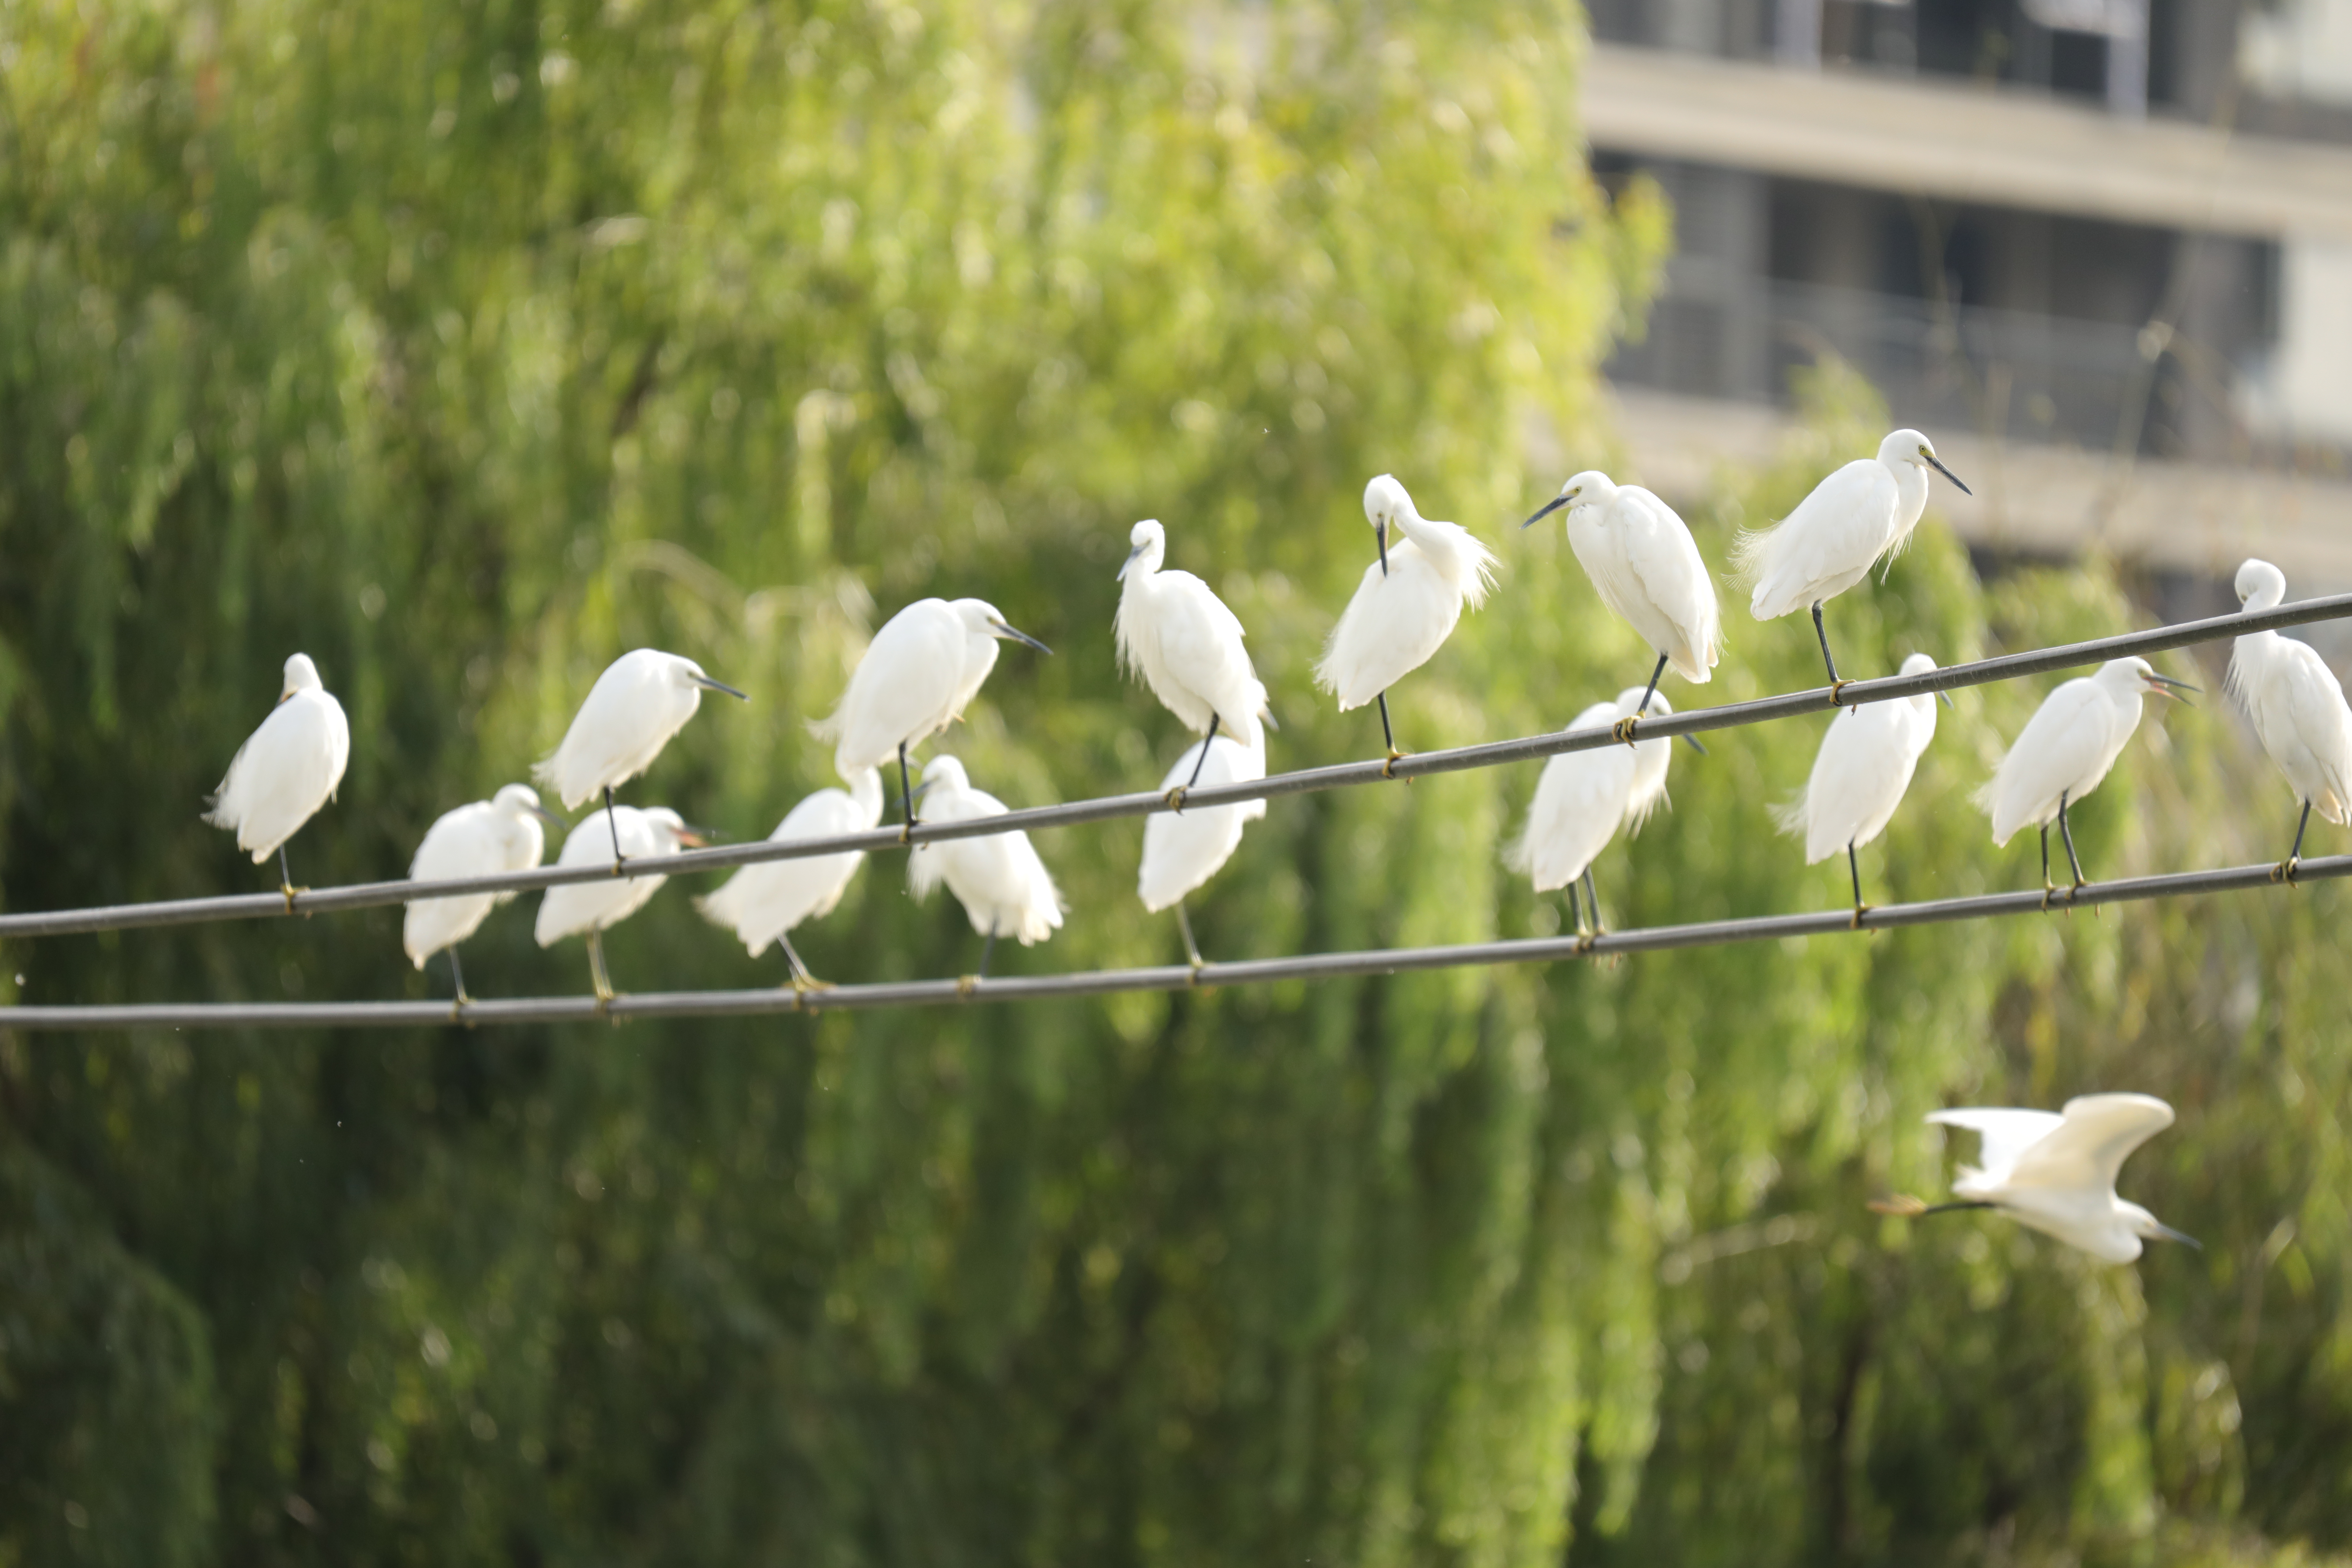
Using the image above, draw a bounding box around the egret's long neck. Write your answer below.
[850,770,885,826]
[1390,504,1475,580]
[1891,462,1931,536]
[2244,583,2286,614]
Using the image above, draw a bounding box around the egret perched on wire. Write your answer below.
[1115,519,1275,803]
[1735,429,1969,694]
[695,769,884,992]
[1870,1093,2195,1263]
[2227,558,2352,880]
[1520,472,1721,737]
[1508,688,1687,941]
[204,652,352,901]
[816,598,1051,837]
[1978,657,2193,905]
[536,649,745,865]
[906,755,1064,985]
[1138,726,1268,968]
[534,805,705,1004]
[403,784,565,1005]
[1315,474,1498,774]
[1774,651,1951,921]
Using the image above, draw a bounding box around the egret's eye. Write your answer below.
[1917,445,1930,457]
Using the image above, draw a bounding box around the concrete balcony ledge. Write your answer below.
[1581,43,2352,243]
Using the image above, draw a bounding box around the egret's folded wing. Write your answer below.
[2006,1093,2174,1191]
[1926,1107,2065,1184]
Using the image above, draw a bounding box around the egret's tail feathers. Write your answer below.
[1729,522,1779,591]
[1624,785,1672,835]
[1460,536,1502,610]
[1769,791,1808,839]
[1503,824,1536,876]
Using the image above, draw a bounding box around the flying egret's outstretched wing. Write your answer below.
[2005,1093,2175,1193]
[1927,1107,2065,1185]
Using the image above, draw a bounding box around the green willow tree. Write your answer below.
[2,1,2348,1566]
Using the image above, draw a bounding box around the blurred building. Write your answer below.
[1582,0,2352,622]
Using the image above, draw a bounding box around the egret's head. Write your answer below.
[954,598,1052,655]
[1362,474,1412,529]
[1898,651,1955,709]
[674,658,748,701]
[280,653,322,702]
[2235,557,2288,611]
[1521,470,1613,530]
[642,807,709,850]
[2110,656,2197,703]
[919,754,971,796]
[2122,1200,2201,1251]
[494,783,565,828]
[1119,520,1167,582]
[1883,428,1971,495]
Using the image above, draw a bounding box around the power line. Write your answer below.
[2,590,2345,943]
[5,852,2339,1031]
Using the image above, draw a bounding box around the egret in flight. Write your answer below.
[1315,474,1498,773]
[1872,1093,2195,1264]
[536,649,744,865]
[906,755,1064,985]
[1735,429,1969,693]
[695,769,884,992]
[1978,657,2192,905]
[1115,518,1275,802]
[817,598,1051,838]
[1521,471,1721,734]
[204,652,351,900]
[1774,651,1951,920]
[1509,688,1687,941]
[403,783,564,1005]
[1137,727,1268,968]
[534,805,705,1004]
[2228,558,2351,879]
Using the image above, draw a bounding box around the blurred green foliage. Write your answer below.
[1,1,2349,1565]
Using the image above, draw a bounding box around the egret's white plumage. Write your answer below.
[906,756,1064,947]
[1508,690,1679,897]
[1315,475,1498,719]
[1523,471,1721,687]
[1924,1093,2191,1264]
[533,807,702,1002]
[534,649,744,811]
[1774,652,1944,867]
[1138,729,1269,915]
[815,598,1050,813]
[1735,429,1968,684]
[1116,519,1270,747]
[1977,658,2186,856]
[2227,559,2352,852]
[403,784,559,973]
[204,653,351,866]
[695,770,885,960]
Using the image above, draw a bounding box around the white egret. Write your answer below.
[816,598,1051,836]
[1773,651,1951,919]
[905,755,1064,982]
[1872,1093,2196,1264]
[535,649,745,864]
[1315,474,1498,772]
[402,783,565,1004]
[1114,518,1275,800]
[1520,471,1721,733]
[203,652,352,899]
[694,769,884,991]
[2227,558,2352,878]
[1137,727,1268,967]
[1977,657,2194,904]
[533,805,705,1004]
[1508,688,1687,940]
[1735,429,1970,692]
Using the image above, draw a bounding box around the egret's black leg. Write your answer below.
[1564,880,1584,940]
[278,843,299,906]
[897,743,917,839]
[1176,901,1205,971]
[448,946,471,1006]
[2038,822,2053,908]
[587,929,615,1004]
[1377,692,1402,773]
[779,931,830,994]
[1634,651,1669,718]
[1182,714,1222,794]
[1811,602,1844,692]
[1582,866,1605,935]
[2057,789,2085,897]
[604,786,626,869]
[978,922,999,980]
[1847,839,1867,921]
[2282,799,2314,882]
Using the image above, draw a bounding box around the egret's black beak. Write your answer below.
[1117,544,1147,582]
[2146,673,2198,703]
[901,778,938,814]
[2150,1220,2202,1251]
[989,620,1053,655]
[1679,733,1708,755]
[528,804,568,830]
[690,674,750,701]
[1260,707,1281,733]
[1521,493,1571,531]
[1937,688,1956,710]
[675,828,714,849]
[1375,518,1390,577]
[1924,453,1971,496]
